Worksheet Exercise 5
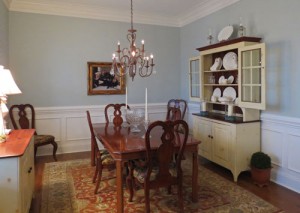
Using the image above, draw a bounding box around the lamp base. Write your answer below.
[0,135,6,143]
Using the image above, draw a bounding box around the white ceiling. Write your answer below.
[3,0,240,27]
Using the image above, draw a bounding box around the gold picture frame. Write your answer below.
[87,62,125,95]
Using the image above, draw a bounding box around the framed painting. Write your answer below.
[87,62,125,95]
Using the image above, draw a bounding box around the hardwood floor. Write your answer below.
[31,152,300,213]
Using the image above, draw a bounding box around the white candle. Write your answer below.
[145,88,148,121]
[201,102,207,111]
[125,87,128,110]
[228,104,233,116]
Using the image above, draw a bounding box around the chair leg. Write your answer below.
[178,180,183,212]
[93,159,99,183]
[94,162,103,194]
[51,141,58,161]
[144,186,150,213]
[126,161,134,202]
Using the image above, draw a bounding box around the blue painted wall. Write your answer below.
[0,0,8,67]
[8,12,180,107]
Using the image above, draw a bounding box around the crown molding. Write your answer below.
[2,0,12,8]
[7,0,240,27]
[178,0,240,27]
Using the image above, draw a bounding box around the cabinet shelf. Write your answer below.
[203,101,237,106]
[204,84,238,86]
[204,69,237,73]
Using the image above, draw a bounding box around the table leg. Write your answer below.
[192,152,198,202]
[116,160,124,213]
[91,140,95,166]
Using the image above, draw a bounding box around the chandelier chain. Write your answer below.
[130,0,133,30]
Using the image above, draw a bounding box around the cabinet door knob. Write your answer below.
[28,167,32,173]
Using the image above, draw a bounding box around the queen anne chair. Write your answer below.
[9,104,58,161]
[87,103,130,194]
[126,119,189,212]
[166,99,187,121]
[86,110,115,194]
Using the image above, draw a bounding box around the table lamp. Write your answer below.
[0,65,22,141]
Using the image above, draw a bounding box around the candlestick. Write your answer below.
[145,88,148,121]
[125,87,128,110]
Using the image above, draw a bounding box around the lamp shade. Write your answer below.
[0,68,22,95]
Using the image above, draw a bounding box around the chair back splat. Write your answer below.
[104,103,130,126]
[9,104,58,161]
[166,99,187,121]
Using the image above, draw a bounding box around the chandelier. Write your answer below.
[111,0,155,81]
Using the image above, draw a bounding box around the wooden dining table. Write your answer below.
[93,123,200,213]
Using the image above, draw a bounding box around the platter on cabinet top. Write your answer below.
[218,25,234,42]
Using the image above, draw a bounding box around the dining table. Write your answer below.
[93,123,200,213]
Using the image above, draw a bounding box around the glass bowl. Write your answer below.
[125,109,145,132]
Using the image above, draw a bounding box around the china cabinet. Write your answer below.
[192,37,266,182]
[0,129,35,213]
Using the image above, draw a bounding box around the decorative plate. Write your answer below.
[218,25,234,42]
[223,87,237,101]
[210,57,223,71]
[212,87,221,98]
[227,75,234,84]
[218,76,225,84]
[223,52,238,70]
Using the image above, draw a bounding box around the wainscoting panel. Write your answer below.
[10,103,300,193]
[21,104,168,156]
[261,113,300,193]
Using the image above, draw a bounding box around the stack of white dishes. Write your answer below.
[219,87,236,103]
[218,75,235,85]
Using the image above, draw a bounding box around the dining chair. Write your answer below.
[126,119,189,212]
[9,104,58,161]
[166,99,187,121]
[86,110,115,194]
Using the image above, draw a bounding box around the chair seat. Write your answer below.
[133,160,177,183]
[34,135,55,145]
[99,150,115,165]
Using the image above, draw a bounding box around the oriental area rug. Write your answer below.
[41,158,283,213]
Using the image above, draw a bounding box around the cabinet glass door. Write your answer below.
[238,43,266,110]
[189,57,201,101]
